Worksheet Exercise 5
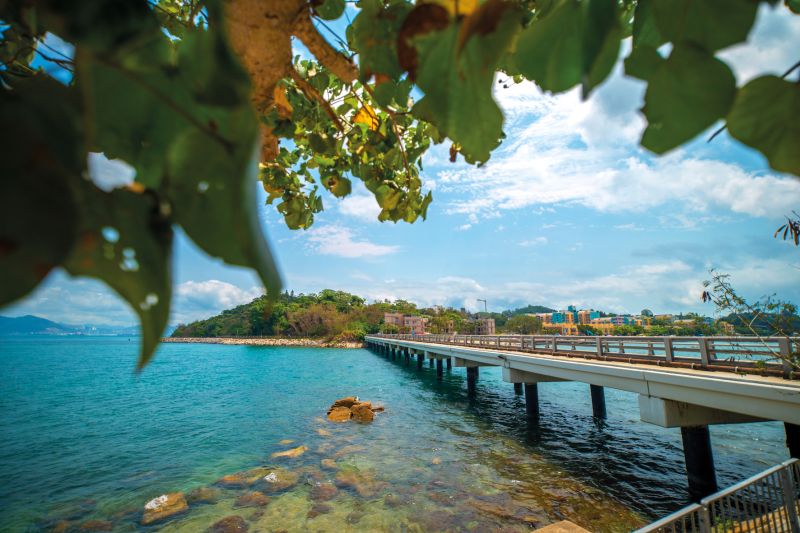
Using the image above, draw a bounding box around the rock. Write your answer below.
[141,492,188,525]
[248,509,264,521]
[317,443,334,454]
[316,428,331,437]
[371,406,385,413]
[208,515,249,533]
[333,444,365,458]
[383,493,406,508]
[258,468,300,492]
[79,520,113,531]
[187,486,221,504]
[335,468,386,498]
[49,521,71,533]
[279,439,294,445]
[320,459,337,470]
[432,457,442,465]
[310,482,338,501]
[414,510,456,531]
[234,491,270,508]
[327,406,352,423]
[271,445,308,459]
[346,511,365,524]
[217,467,272,488]
[331,396,359,408]
[351,403,375,422]
[307,503,332,519]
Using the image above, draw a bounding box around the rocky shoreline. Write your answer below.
[161,337,364,349]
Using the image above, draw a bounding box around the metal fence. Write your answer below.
[368,334,799,378]
[635,459,800,533]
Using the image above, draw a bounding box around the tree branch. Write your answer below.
[288,68,345,132]
[292,10,358,84]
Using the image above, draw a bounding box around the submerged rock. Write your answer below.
[271,445,308,459]
[316,428,332,437]
[278,439,294,445]
[78,520,113,532]
[333,444,365,458]
[310,482,338,501]
[208,515,249,533]
[141,492,188,525]
[307,503,332,519]
[257,467,299,492]
[217,467,272,488]
[320,458,337,470]
[49,521,71,533]
[335,467,387,498]
[234,491,270,508]
[187,486,221,504]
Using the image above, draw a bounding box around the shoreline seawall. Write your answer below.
[161,337,364,349]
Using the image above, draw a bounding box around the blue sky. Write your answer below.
[5,4,800,326]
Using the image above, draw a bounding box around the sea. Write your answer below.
[0,336,790,532]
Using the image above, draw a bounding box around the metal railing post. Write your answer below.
[780,466,800,533]
[596,337,603,357]
[664,337,674,363]
[699,338,711,367]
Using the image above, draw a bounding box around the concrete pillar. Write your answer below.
[514,383,523,394]
[429,357,434,368]
[590,385,607,419]
[417,353,424,369]
[405,351,410,365]
[446,357,452,370]
[466,366,478,394]
[436,358,443,377]
[680,425,718,501]
[524,383,539,417]
[786,422,800,458]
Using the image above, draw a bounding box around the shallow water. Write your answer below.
[0,337,790,532]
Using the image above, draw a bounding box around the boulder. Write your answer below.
[187,486,221,504]
[333,444,365,458]
[208,515,249,533]
[307,503,332,519]
[335,468,387,498]
[327,406,352,423]
[141,493,188,525]
[258,468,300,492]
[234,491,270,508]
[351,403,374,422]
[320,459,337,470]
[331,396,359,408]
[270,445,308,459]
[310,482,338,501]
[49,521,72,533]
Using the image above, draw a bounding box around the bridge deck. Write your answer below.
[366,335,800,425]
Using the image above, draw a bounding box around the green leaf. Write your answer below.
[624,45,664,81]
[64,186,172,370]
[0,76,81,306]
[788,0,800,14]
[631,0,664,49]
[514,0,620,96]
[412,5,520,163]
[350,0,412,79]
[652,0,758,52]
[727,76,800,176]
[641,45,736,154]
[314,0,346,20]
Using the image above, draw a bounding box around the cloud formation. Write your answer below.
[306,225,399,258]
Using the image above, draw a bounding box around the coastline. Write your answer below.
[161,337,364,349]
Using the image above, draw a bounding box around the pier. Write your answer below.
[365,334,800,502]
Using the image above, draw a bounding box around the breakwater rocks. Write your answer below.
[161,337,364,349]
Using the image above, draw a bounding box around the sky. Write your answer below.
[5,4,800,327]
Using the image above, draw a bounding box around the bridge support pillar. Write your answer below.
[590,385,607,419]
[786,423,800,458]
[681,425,717,502]
[446,357,452,370]
[467,366,478,394]
[514,383,523,395]
[405,351,410,365]
[429,357,434,368]
[524,383,539,417]
[417,353,424,369]
[436,358,443,377]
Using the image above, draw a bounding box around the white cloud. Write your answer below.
[306,225,399,258]
[519,237,548,247]
[175,280,262,315]
[435,7,800,224]
[338,194,381,222]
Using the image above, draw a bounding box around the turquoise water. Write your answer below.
[0,337,790,532]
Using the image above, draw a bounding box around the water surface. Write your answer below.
[0,337,789,531]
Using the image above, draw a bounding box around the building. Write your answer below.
[475,318,496,335]
[384,313,404,328]
[404,316,427,335]
[578,310,601,324]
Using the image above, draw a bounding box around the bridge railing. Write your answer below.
[635,458,800,533]
[367,334,799,378]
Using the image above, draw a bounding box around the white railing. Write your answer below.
[636,459,800,532]
[367,334,800,378]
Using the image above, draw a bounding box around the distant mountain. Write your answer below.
[0,315,76,335]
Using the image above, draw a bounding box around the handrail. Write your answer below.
[634,458,800,532]
[366,334,799,379]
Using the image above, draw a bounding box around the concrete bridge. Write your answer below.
[364,333,800,502]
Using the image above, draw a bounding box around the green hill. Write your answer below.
[0,315,75,335]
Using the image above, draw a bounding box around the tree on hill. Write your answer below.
[2,0,798,366]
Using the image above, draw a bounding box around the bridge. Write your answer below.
[364,333,800,502]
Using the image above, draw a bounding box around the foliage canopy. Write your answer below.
[1,0,798,366]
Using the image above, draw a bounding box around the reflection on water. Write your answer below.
[0,337,788,532]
